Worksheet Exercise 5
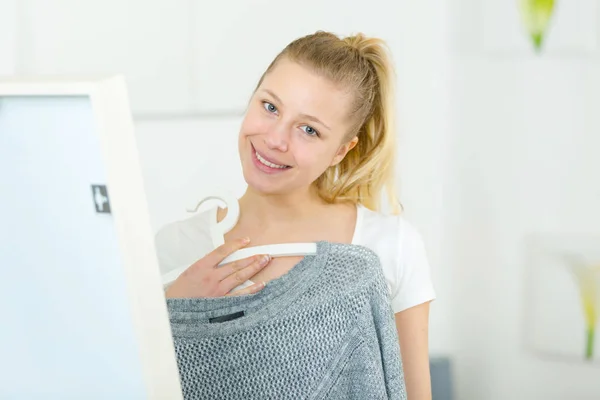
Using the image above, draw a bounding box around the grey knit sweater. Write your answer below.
[166,241,407,399]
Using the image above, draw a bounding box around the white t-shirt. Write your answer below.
[154,204,436,314]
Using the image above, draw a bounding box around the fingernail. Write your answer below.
[260,255,270,266]
[262,281,267,288]
[242,237,250,244]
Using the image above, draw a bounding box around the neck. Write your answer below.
[238,185,326,224]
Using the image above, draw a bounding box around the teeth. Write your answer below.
[256,151,288,169]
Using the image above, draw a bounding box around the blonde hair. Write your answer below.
[255,31,401,214]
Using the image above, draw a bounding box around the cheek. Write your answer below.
[240,109,271,138]
[294,142,336,172]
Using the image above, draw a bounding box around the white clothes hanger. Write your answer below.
[161,187,317,287]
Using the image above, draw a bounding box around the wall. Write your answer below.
[445,1,600,399]
[0,0,17,75]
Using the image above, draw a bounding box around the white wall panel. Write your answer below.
[0,0,17,75]
[190,0,408,112]
[19,0,193,114]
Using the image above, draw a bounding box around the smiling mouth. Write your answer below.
[252,145,291,169]
[255,151,290,169]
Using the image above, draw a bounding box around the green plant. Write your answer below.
[518,0,556,52]
[563,254,600,360]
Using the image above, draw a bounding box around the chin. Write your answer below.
[242,170,281,195]
[241,167,299,198]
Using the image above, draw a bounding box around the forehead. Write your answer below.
[259,59,353,129]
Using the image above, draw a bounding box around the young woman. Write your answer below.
[157,30,436,399]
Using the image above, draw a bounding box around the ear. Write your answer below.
[330,136,359,167]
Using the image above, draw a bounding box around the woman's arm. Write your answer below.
[395,301,432,400]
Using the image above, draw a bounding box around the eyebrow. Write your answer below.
[262,89,331,131]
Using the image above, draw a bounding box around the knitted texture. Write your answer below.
[166,241,406,399]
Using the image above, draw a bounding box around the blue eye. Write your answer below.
[301,125,319,137]
[263,102,277,113]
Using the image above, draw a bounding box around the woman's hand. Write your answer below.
[165,237,271,298]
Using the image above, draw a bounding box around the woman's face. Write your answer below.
[238,58,358,197]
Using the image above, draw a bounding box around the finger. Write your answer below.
[193,237,250,271]
[216,254,267,281]
[225,281,267,297]
[219,254,271,293]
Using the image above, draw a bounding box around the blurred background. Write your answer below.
[1,1,599,399]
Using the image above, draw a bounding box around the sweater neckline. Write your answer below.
[166,240,331,337]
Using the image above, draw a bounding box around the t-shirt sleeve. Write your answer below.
[389,218,436,313]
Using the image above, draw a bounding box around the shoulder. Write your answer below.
[355,205,425,269]
[355,205,436,313]
[319,242,391,309]
[154,208,217,275]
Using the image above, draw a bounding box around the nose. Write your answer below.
[264,120,288,152]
